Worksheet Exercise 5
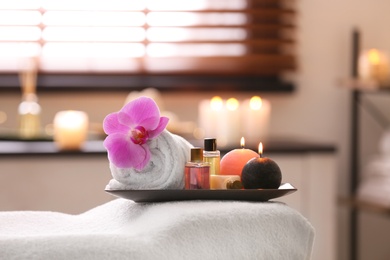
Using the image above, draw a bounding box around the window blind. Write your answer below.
[0,0,296,76]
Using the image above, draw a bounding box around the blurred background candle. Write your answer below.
[210,96,228,147]
[359,48,390,86]
[198,96,224,140]
[198,96,241,147]
[223,98,241,146]
[53,110,89,150]
[241,96,271,146]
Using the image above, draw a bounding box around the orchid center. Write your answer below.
[130,126,149,145]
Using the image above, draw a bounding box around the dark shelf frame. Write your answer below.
[348,29,390,260]
[340,197,390,217]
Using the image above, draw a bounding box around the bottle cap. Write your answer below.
[204,138,217,151]
[191,147,203,162]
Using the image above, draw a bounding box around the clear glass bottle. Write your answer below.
[185,148,210,189]
[18,60,41,139]
[203,138,220,175]
[18,94,41,139]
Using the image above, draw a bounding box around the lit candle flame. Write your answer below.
[258,142,263,157]
[240,137,245,148]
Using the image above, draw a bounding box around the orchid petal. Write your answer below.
[134,144,151,170]
[117,110,136,129]
[103,112,129,135]
[121,97,161,130]
[104,133,148,169]
[149,116,169,138]
[138,116,161,131]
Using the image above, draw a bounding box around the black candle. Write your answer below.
[241,143,282,189]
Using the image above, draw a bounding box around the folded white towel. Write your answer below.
[0,199,314,260]
[357,155,390,206]
[358,179,390,207]
[106,130,193,190]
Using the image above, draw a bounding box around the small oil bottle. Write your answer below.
[185,148,210,189]
[203,138,220,175]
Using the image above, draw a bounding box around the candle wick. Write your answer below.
[260,153,263,158]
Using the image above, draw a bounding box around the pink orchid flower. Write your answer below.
[103,97,169,170]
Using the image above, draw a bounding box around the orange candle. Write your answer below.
[220,137,259,176]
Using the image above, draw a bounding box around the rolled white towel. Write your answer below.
[106,130,193,190]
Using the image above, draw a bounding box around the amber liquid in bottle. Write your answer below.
[203,138,220,175]
[204,153,220,175]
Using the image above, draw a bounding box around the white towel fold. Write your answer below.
[106,130,193,190]
[0,199,315,260]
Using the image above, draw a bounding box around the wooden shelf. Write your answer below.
[340,78,390,91]
[0,74,295,93]
[0,139,336,157]
[339,197,390,216]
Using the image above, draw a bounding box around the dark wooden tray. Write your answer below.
[105,183,297,203]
